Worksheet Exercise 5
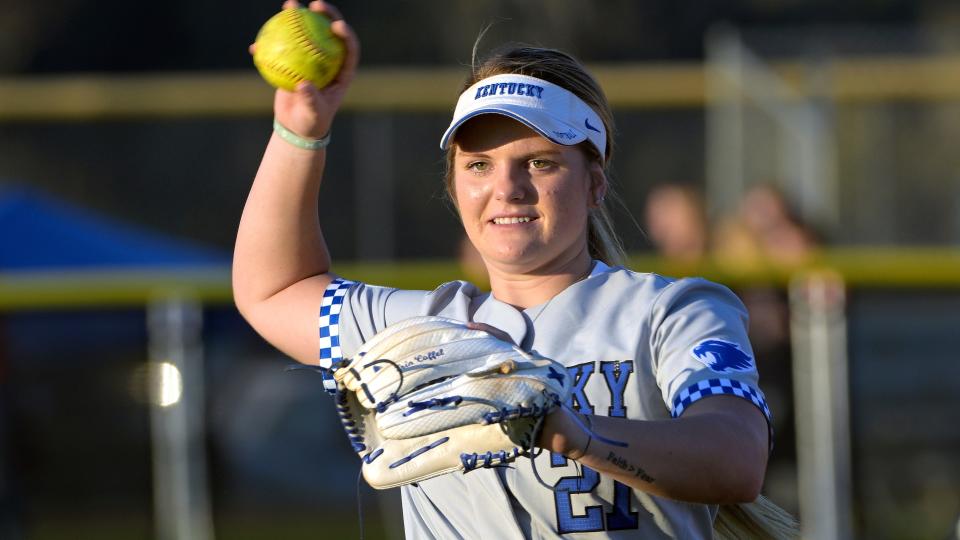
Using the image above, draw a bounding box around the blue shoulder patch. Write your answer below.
[691,339,754,373]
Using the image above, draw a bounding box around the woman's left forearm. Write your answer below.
[538,395,769,504]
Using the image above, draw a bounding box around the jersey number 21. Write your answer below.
[552,361,639,533]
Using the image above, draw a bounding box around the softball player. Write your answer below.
[234,2,772,537]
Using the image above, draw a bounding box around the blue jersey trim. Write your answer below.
[318,278,355,394]
[671,377,774,450]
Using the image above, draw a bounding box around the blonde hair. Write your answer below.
[443,45,626,267]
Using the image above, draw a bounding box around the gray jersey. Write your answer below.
[318,261,772,539]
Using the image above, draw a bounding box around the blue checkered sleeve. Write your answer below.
[318,278,356,394]
[671,377,774,450]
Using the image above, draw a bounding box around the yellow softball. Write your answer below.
[253,8,345,91]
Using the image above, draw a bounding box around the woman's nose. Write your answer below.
[493,166,528,202]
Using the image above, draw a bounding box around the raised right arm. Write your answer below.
[232,0,359,365]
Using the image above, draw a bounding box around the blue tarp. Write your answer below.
[0,185,228,270]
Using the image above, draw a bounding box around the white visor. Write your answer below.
[439,74,606,162]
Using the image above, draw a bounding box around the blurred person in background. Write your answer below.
[643,183,709,268]
[713,183,820,354]
[713,183,818,273]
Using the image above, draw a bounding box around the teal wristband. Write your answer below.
[273,118,331,150]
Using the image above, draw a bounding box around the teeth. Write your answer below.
[493,217,532,224]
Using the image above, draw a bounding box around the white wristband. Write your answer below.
[273,118,331,150]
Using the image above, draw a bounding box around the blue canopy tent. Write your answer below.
[0,185,228,271]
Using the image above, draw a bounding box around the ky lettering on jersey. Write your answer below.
[566,360,635,418]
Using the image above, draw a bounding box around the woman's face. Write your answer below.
[452,115,602,273]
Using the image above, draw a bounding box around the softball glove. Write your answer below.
[332,315,571,489]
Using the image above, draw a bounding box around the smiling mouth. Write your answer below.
[491,217,536,225]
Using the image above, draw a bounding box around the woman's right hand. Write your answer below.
[251,0,360,139]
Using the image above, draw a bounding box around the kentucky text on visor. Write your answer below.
[440,74,607,162]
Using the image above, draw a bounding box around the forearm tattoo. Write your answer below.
[606,451,655,483]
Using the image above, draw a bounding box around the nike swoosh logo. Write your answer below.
[584,118,602,134]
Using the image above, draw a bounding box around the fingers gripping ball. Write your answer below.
[332,316,572,489]
[253,8,345,90]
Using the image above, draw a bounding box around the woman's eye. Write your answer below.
[530,159,552,170]
[467,161,490,172]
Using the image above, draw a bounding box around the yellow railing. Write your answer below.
[3,54,960,120]
[2,247,958,310]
